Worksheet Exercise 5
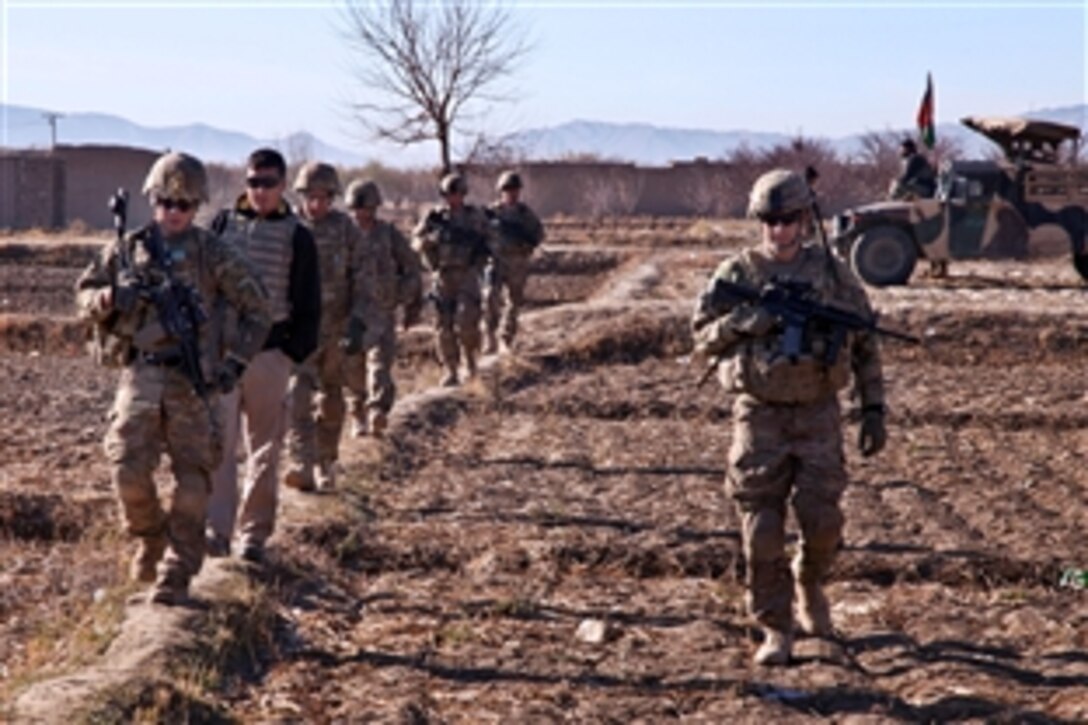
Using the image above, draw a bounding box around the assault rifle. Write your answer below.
[426,209,491,265]
[696,277,919,386]
[111,188,209,398]
[485,208,538,248]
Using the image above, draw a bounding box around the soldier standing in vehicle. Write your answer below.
[412,172,493,386]
[691,169,888,666]
[483,171,545,354]
[207,148,321,564]
[344,179,423,437]
[890,138,937,199]
[75,152,270,605]
[283,162,375,491]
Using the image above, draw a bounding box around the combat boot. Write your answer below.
[440,367,460,387]
[150,567,190,606]
[484,329,499,355]
[753,628,793,666]
[284,465,316,493]
[316,461,337,492]
[793,556,833,637]
[465,355,478,379]
[130,535,166,583]
[369,411,388,439]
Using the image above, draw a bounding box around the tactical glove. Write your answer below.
[341,316,366,355]
[215,357,246,395]
[729,305,779,337]
[858,406,887,457]
[112,270,142,314]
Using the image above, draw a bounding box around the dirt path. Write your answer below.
[2,233,1087,721]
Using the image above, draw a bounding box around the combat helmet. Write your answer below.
[496,171,522,192]
[143,151,208,203]
[345,179,382,209]
[293,162,341,195]
[439,172,468,196]
[747,169,810,218]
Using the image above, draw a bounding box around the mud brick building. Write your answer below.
[0,145,158,231]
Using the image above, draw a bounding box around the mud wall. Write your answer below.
[0,152,65,230]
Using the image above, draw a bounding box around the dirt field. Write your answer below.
[1,223,1087,722]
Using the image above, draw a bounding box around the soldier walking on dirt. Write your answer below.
[75,152,271,604]
[344,178,423,437]
[412,172,494,386]
[691,169,888,665]
[283,163,375,492]
[483,171,545,354]
[206,148,321,564]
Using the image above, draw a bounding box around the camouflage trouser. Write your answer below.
[104,363,221,579]
[207,349,292,546]
[727,394,847,632]
[286,341,348,472]
[346,312,396,429]
[432,266,482,371]
[484,249,532,345]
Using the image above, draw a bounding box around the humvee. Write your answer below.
[832,116,1088,286]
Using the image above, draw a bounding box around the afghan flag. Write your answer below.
[916,72,935,149]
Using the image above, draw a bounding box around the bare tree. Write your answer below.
[341,0,529,174]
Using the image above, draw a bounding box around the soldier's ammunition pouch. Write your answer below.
[725,334,851,404]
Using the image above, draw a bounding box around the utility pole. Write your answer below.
[42,111,63,150]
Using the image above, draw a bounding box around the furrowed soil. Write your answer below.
[1,221,1086,722]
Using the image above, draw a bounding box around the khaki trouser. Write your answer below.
[286,341,348,471]
[484,249,531,345]
[207,348,292,546]
[104,363,220,579]
[346,312,396,429]
[727,394,847,632]
[432,266,481,372]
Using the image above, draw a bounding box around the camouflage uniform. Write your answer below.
[692,169,886,665]
[412,174,494,385]
[75,152,270,602]
[345,209,423,435]
[484,172,545,352]
[284,164,375,490]
[891,141,937,199]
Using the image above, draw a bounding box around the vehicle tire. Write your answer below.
[851,226,918,287]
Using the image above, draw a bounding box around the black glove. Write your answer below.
[215,357,246,395]
[112,270,142,313]
[859,406,887,457]
[341,316,366,355]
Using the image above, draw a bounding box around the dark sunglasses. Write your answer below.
[155,197,196,212]
[246,175,282,190]
[761,211,802,227]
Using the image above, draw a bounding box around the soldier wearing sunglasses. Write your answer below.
[75,151,271,605]
[206,148,321,564]
[691,169,887,666]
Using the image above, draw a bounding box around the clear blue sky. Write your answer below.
[2,0,1085,156]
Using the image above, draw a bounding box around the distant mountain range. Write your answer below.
[2,102,1084,168]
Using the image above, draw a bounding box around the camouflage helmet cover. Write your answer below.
[345,179,382,209]
[496,170,522,191]
[747,169,810,218]
[293,161,341,195]
[439,172,468,196]
[142,151,208,203]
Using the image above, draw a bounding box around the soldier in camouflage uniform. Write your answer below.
[412,173,494,386]
[890,138,937,200]
[75,152,270,604]
[484,171,545,354]
[283,162,376,491]
[344,179,423,437]
[691,169,888,665]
